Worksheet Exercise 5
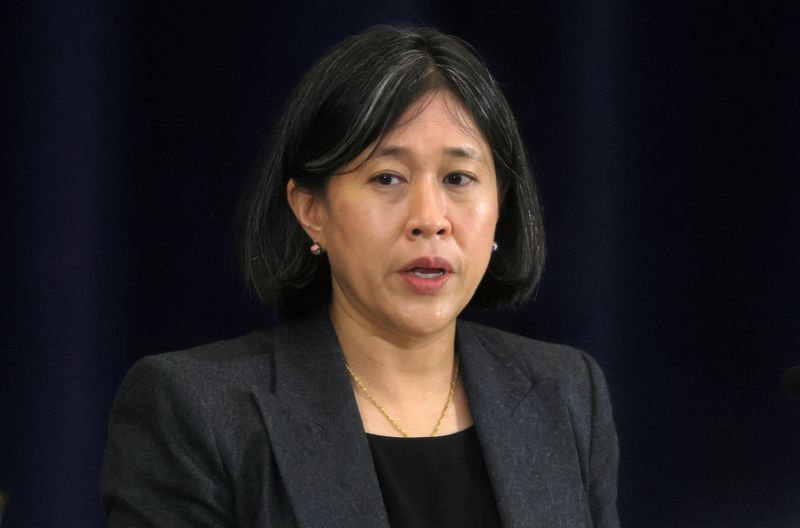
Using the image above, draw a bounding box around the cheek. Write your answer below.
[328,197,399,251]
[469,200,500,240]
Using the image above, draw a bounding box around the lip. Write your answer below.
[399,256,453,294]
[401,256,453,273]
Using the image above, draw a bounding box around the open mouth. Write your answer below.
[407,267,447,279]
[400,258,452,293]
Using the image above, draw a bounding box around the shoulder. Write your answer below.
[106,330,281,454]
[113,311,339,418]
[122,327,281,396]
[103,327,295,525]
[457,319,605,389]
[457,320,619,525]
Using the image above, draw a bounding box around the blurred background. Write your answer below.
[2,1,799,526]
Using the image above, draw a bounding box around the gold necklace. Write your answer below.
[345,354,460,437]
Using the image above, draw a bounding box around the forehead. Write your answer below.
[334,90,493,176]
[379,90,487,150]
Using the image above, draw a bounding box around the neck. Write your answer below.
[329,298,470,437]
[329,297,457,379]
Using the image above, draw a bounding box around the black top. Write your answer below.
[366,426,503,528]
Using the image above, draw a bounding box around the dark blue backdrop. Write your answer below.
[3,1,799,527]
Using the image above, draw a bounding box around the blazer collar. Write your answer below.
[251,313,583,528]
[457,322,588,527]
[251,312,390,528]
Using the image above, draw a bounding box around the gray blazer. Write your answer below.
[102,313,619,527]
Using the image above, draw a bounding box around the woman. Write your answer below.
[102,25,619,527]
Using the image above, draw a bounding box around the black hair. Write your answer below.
[239,24,545,318]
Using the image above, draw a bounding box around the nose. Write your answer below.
[405,177,451,240]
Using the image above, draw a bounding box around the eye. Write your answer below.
[444,172,473,187]
[372,173,404,186]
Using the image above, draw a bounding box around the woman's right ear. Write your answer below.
[286,179,326,245]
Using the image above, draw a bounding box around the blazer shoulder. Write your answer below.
[118,310,337,401]
[103,328,286,527]
[125,326,281,394]
[458,320,604,385]
[458,321,619,528]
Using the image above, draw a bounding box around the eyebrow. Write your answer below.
[372,145,485,162]
[444,145,485,161]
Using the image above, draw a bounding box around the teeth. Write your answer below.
[411,270,444,279]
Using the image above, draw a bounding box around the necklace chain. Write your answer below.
[345,355,459,437]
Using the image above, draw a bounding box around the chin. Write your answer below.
[390,300,462,337]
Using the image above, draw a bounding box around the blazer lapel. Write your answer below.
[457,323,590,528]
[250,314,390,528]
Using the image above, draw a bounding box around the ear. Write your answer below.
[287,179,326,245]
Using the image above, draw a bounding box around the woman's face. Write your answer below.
[300,91,499,339]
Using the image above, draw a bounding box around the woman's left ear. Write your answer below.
[286,179,325,245]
